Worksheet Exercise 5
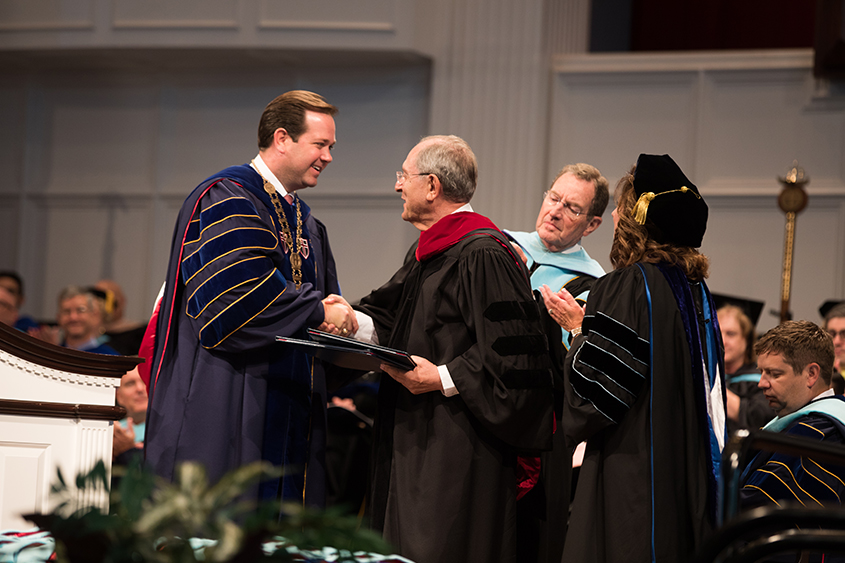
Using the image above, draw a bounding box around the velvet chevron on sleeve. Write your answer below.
[570,311,650,424]
[740,398,845,510]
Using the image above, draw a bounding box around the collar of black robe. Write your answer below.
[416,212,501,261]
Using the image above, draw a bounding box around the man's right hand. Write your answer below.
[321,294,358,336]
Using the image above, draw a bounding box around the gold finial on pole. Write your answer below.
[776,161,809,324]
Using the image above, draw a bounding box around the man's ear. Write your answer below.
[582,215,603,238]
[273,128,291,153]
[425,174,441,202]
[805,362,821,388]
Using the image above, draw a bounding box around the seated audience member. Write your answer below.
[113,366,147,466]
[0,286,19,327]
[55,286,119,355]
[93,279,146,355]
[0,270,40,332]
[822,301,845,394]
[716,301,774,434]
[740,320,845,511]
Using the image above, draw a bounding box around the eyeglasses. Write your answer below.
[59,306,90,317]
[543,190,586,220]
[396,171,432,185]
[828,329,845,340]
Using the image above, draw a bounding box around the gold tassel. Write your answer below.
[679,186,701,200]
[633,192,655,225]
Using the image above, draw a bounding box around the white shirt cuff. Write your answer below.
[438,364,458,396]
[353,311,378,344]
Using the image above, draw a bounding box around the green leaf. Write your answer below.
[40,458,394,562]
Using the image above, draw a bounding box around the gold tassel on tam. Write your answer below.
[632,186,700,225]
[633,192,655,224]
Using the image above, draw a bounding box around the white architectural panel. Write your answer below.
[112,0,239,28]
[0,0,94,31]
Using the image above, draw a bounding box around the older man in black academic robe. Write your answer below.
[353,135,554,563]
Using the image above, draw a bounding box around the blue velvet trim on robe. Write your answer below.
[184,197,261,243]
[654,263,724,524]
[196,269,290,349]
[186,255,274,318]
[634,263,658,563]
[182,227,279,283]
[261,345,314,504]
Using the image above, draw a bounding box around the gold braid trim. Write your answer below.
[251,160,306,290]
[632,186,700,225]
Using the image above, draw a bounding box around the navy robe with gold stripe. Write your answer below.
[740,399,845,510]
[144,163,340,507]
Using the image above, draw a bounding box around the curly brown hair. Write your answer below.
[610,167,710,281]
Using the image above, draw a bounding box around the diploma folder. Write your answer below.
[275,328,415,372]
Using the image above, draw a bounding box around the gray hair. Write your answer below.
[57,285,99,311]
[414,135,478,203]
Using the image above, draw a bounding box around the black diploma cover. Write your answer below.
[276,328,416,372]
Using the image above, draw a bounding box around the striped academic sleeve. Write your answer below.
[569,310,649,424]
[179,186,288,349]
[741,414,845,509]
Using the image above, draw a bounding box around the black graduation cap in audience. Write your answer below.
[85,286,116,318]
[819,300,845,319]
[86,287,108,301]
[712,293,764,326]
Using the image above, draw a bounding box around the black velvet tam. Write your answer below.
[712,292,765,326]
[633,154,708,248]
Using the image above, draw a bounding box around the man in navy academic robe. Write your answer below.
[143,91,357,507]
[741,320,845,510]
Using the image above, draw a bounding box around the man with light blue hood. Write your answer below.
[506,163,609,348]
[504,162,609,563]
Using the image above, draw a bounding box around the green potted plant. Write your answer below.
[25,459,396,563]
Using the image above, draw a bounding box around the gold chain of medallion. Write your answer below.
[252,160,305,290]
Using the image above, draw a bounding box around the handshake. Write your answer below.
[319,294,358,337]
